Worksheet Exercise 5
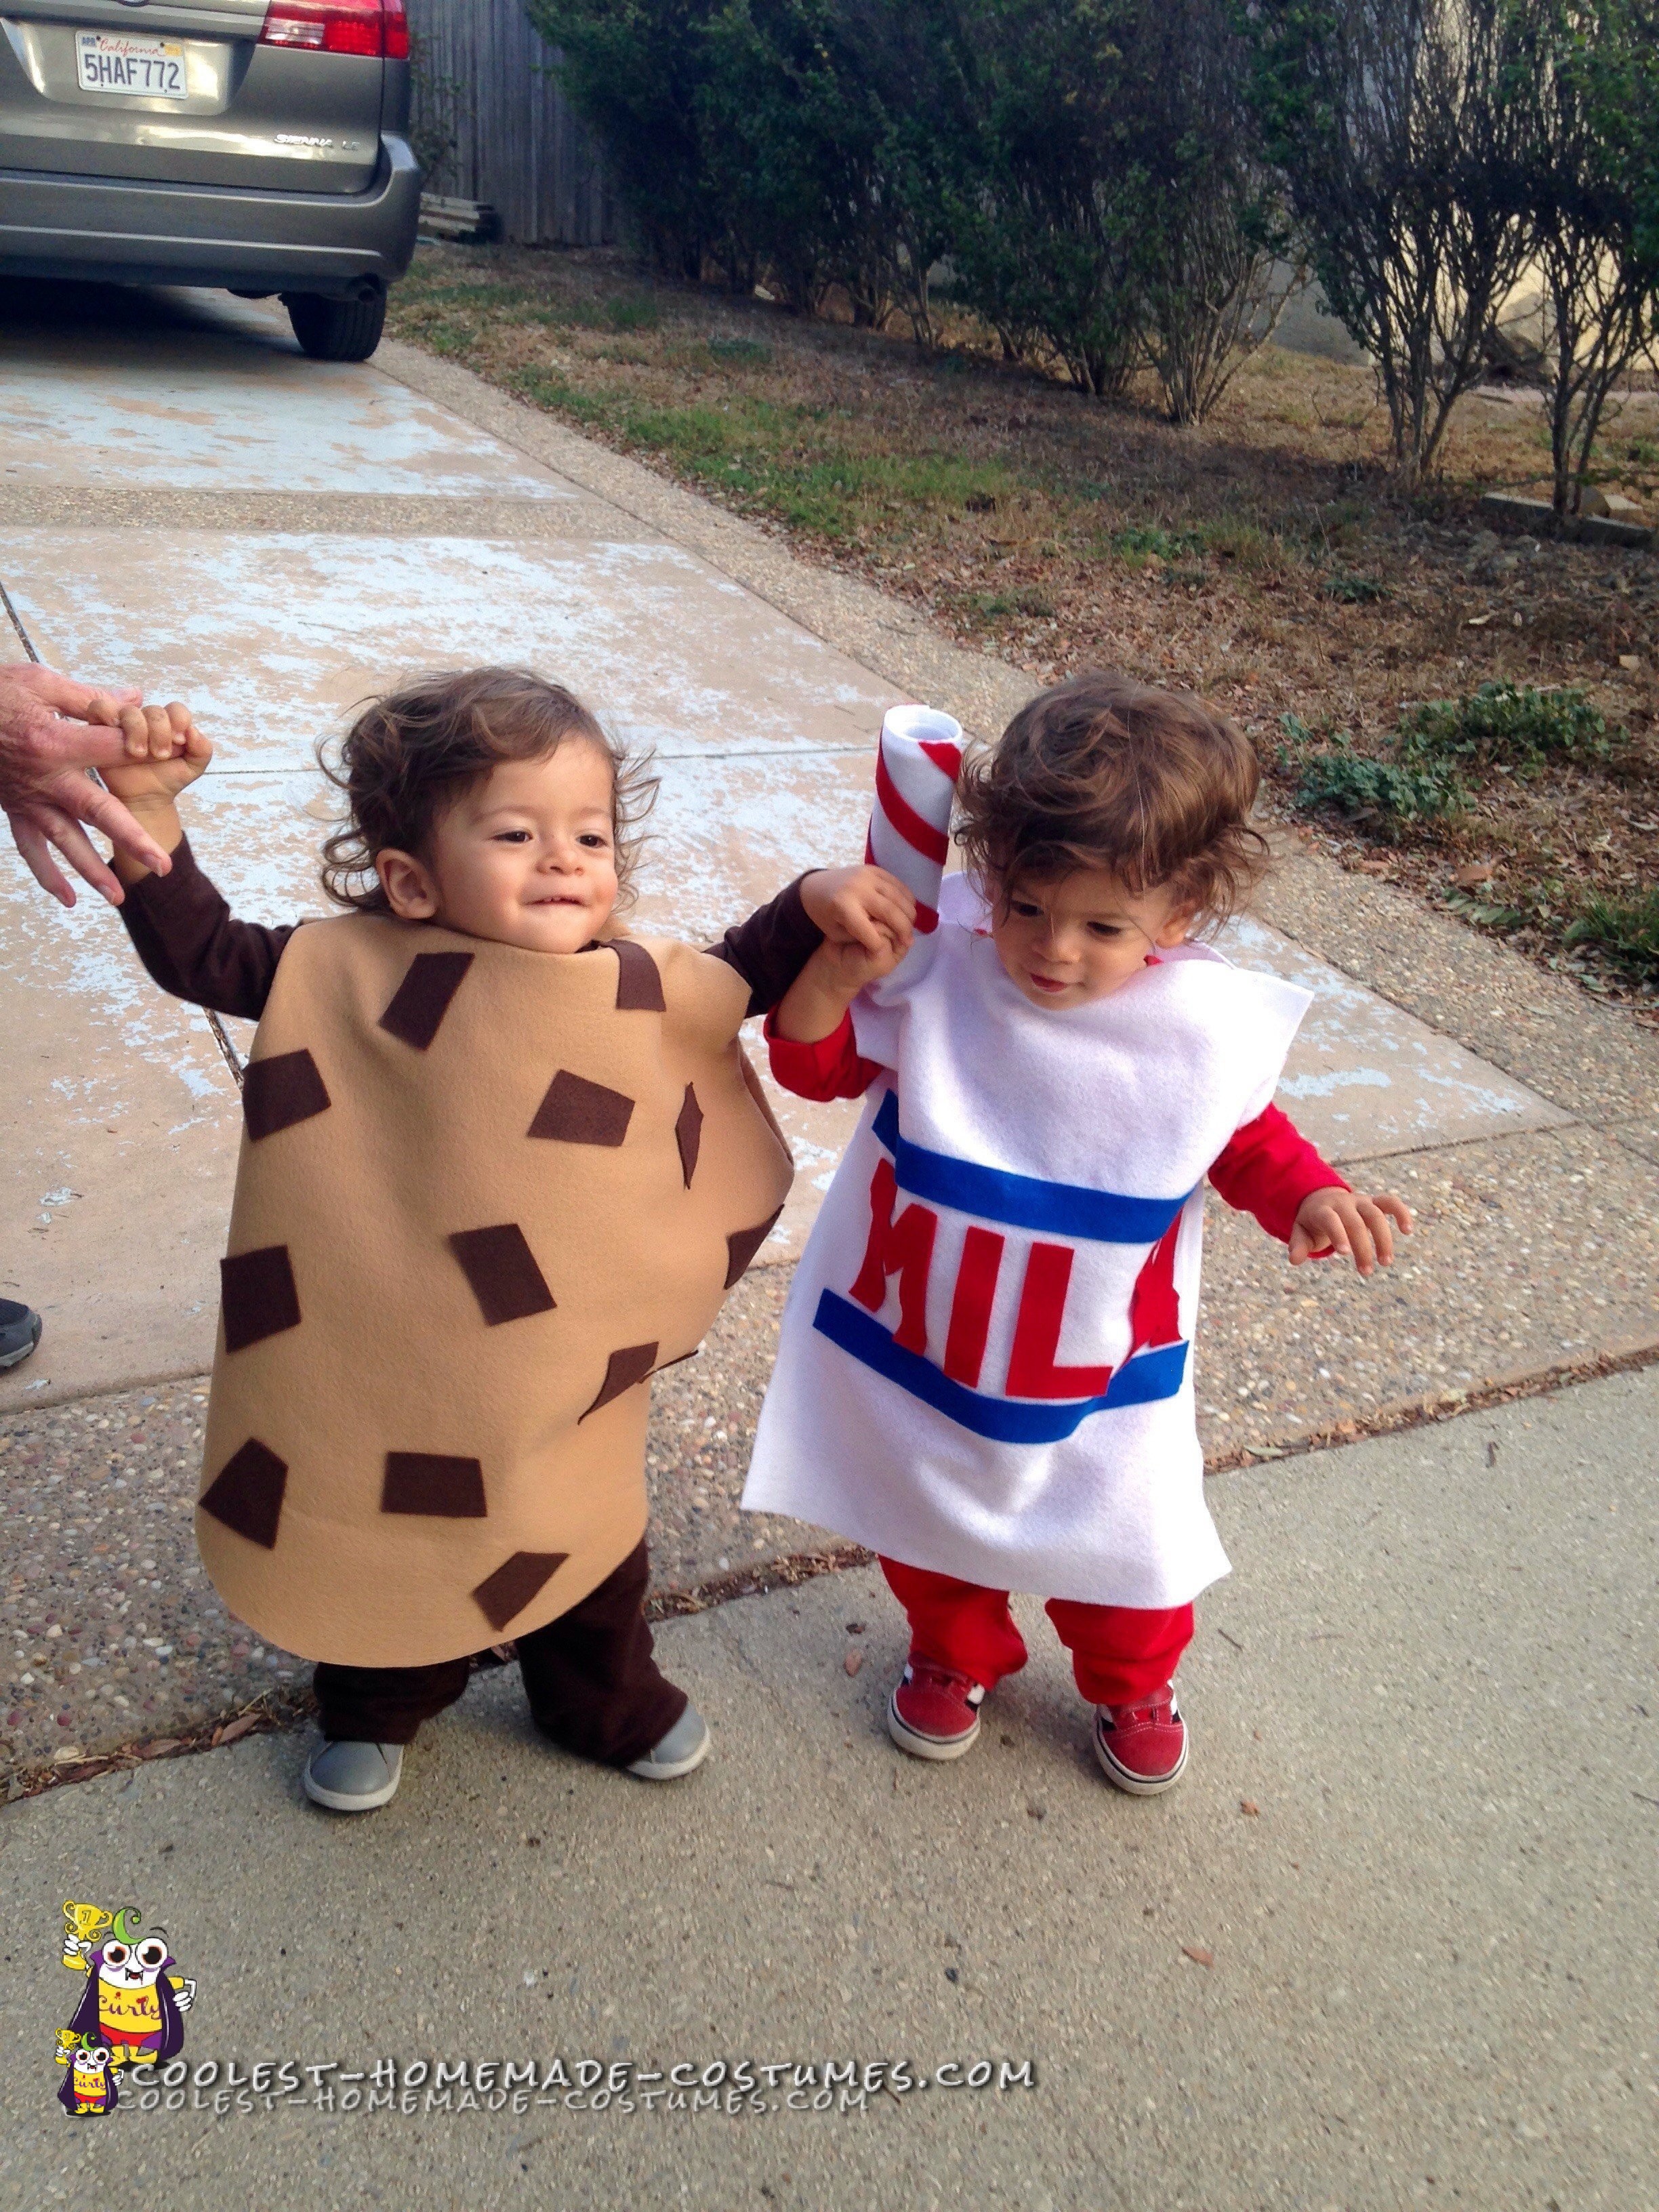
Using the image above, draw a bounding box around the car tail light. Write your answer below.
[259,0,409,58]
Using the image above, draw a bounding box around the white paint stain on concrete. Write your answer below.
[1,533,896,773]
[0,342,567,498]
[1221,913,1569,1158]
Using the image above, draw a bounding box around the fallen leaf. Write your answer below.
[1467,613,1492,628]
[1355,858,1391,876]
[1026,1801,1046,1820]
[212,1715,258,1746]
[1618,653,1643,672]
[1181,1944,1215,1968]
[1454,861,1496,889]
[843,1650,863,1677]
[1240,1799,1261,1818]
[137,1739,182,1759]
[52,1745,85,1765]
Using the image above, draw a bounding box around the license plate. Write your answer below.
[75,30,186,98]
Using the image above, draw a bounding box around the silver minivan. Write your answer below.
[0,0,419,358]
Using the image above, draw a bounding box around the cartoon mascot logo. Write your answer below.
[58,1902,195,2114]
[58,2034,117,2118]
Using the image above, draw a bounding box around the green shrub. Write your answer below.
[1296,742,1465,825]
[1564,889,1659,979]
[1397,682,1612,773]
[1324,571,1385,602]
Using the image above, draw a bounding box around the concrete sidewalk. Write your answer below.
[4,1370,1654,2211]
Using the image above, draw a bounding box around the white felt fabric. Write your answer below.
[743,876,1312,1605]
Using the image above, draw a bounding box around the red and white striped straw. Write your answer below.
[864,705,964,933]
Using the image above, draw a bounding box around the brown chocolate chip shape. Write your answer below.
[674,1082,703,1187]
[472,1550,569,1633]
[579,1341,659,1421]
[378,951,474,1050]
[381,1453,487,1517]
[242,1048,331,1142]
[527,1068,635,1147]
[611,938,665,1012]
[725,1207,783,1288]
[447,1223,556,1327]
[199,1438,288,1549]
[220,1244,302,1353]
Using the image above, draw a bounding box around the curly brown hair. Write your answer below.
[955,671,1270,929]
[317,666,658,914]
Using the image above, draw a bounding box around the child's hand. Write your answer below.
[1290,1187,1414,1276]
[806,926,906,1000]
[97,703,212,806]
[800,865,916,961]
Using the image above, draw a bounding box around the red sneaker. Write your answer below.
[886,1654,986,1761]
[1092,1683,1189,1795]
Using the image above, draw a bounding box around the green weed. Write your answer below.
[1444,890,1530,930]
[1296,737,1465,825]
[1397,682,1614,775]
[507,367,610,426]
[1564,888,1659,979]
[976,588,1056,619]
[1200,518,1281,569]
[705,337,773,365]
[605,295,662,331]
[1324,572,1385,603]
[1111,523,1204,563]
[419,319,477,358]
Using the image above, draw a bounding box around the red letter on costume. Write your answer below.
[1126,1218,1182,1353]
[849,1158,937,1355]
[943,1226,1005,1387]
[1005,1242,1111,1399]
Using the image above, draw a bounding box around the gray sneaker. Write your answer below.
[0,1300,42,1371]
[626,1702,710,1781]
[302,1738,403,1811]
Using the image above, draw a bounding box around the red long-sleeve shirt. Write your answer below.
[764,1008,1347,1246]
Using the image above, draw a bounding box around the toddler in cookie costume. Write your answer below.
[743,673,1412,1793]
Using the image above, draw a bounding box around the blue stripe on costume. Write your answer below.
[871,1088,1189,1245]
[813,1290,1189,1443]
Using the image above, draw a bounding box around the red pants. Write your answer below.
[880,1557,1193,1706]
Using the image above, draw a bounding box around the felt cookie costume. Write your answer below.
[198,914,792,1669]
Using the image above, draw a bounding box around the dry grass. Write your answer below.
[387,240,1659,1006]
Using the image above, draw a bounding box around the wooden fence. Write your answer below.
[404,0,619,248]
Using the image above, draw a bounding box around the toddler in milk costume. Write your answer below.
[743,673,1412,1793]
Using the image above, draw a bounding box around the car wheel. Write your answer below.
[284,290,387,363]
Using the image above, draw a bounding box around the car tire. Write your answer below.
[284,290,386,363]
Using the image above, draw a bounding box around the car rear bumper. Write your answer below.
[0,134,419,298]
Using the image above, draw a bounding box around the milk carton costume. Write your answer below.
[744,710,1333,1620]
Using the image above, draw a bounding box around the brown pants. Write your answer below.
[311,1540,684,1768]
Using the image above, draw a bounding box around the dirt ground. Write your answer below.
[386,241,1659,1010]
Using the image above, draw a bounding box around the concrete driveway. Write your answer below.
[1,276,1657,1786]
[0,279,1607,1414]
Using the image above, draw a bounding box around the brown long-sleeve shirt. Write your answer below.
[116,834,825,1024]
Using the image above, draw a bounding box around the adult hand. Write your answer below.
[0,661,174,907]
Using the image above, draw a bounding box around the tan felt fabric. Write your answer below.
[199,917,794,1668]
